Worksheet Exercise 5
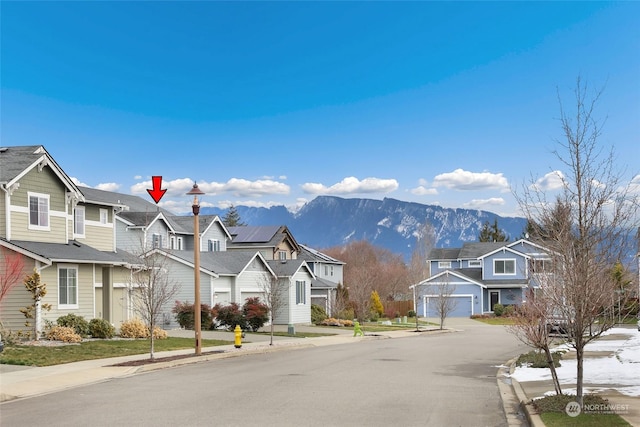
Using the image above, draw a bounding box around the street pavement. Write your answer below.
[1,319,637,427]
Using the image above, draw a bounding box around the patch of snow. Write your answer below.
[377,217,391,227]
[510,327,640,397]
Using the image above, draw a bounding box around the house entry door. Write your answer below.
[489,291,500,311]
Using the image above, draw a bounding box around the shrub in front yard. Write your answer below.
[119,318,149,338]
[243,297,269,332]
[319,318,354,327]
[311,304,328,324]
[47,325,82,343]
[89,318,116,339]
[56,314,90,337]
[152,326,168,340]
[493,303,505,317]
[172,300,214,330]
[516,350,563,368]
[214,302,247,330]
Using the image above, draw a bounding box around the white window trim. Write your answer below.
[58,264,79,309]
[438,261,452,269]
[296,280,306,305]
[494,259,516,275]
[99,208,108,224]
[278,250,287,261]
[28,192,50,231]
[74,206,85,238]
[177,237,183,250]
[468,260,481,267]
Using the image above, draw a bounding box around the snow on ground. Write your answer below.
[510,327,640,397]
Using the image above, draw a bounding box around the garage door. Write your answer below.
[425,295,473,318]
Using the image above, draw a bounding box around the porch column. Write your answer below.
[102,265,114,323]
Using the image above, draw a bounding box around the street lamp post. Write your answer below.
[187,183,205,355]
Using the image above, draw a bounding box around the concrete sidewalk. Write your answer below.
[0,325,420,403]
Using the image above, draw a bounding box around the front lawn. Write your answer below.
[533,394,631,427]
[0,337,232,367]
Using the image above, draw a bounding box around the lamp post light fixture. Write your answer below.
[187,182,205,355]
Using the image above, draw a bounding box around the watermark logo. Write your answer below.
[565,401,630,417]
[565,401,581,417]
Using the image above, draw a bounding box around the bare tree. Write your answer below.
[427,272,458,330]
[258,272,288,345]
[409,222,436,330]
[507,287,563,396]
[515,78,640,406]
[130,250,180,360]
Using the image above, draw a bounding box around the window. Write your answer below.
[531,259,552,273]
[59,266,78,307]
[28,193,49,229]
[324,265,329,276]
[438,261,452,269]
[296,280,306,304]
[494,259,516,275]
[169,236,176,249]
[152,234,163,249]
[99,209,108,224]
[74,206,85,237]
[208,239,220,252]
[329,265,334,276]
[468,260,481,268]
[177,237,183,250]
[278,250,287,261]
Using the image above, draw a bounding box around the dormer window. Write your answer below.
[278,250,287,261]
[208,239,220,252]
[28,192,50,230]
[152,234,163,249]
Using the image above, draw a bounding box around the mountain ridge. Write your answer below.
[200,196,528,260]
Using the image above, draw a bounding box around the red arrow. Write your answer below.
[147,176,167,204]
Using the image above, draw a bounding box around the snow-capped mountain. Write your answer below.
[200,196,528,259]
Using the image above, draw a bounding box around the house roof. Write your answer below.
[310,277,339,289]
[8,239,134,265]
[299,244,345,265]
[428,242,511,260]
[161,249,272,276]
[267,259,314,278]
[0,145,82,200]
[227,225,301,253]
[79,186,171,214]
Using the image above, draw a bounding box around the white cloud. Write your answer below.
[433,169,510,192]
[133,175,142,180]
[531,170,565,191]
[463,197,505,209]
[70,177,89,187]
[131,177,289,198]
[410,186,439,196]
[95,182,120,192]
[301,176,399,195]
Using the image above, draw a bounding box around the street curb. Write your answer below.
[506,357,546,427]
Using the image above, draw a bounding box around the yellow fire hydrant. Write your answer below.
[234,324,242,348]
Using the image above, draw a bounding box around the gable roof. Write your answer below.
[0,145,82,200]
[79,186,171,214]
[299,244,345,265]
[267,259,315,278]
[154,249,274,277]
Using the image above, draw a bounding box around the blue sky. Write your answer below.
[2,2,639,216]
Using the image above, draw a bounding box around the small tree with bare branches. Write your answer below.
[130,251,180,360]
[515,78,639,406]
[427,272,458,330]
[258,272,288,345]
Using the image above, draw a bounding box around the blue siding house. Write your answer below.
[414,239,551,317]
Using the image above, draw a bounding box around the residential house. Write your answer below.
[267,258,314,326]
[227,225,300,261]
[299,244,344,315]
[414,239,551,317]
[0,146,134,335]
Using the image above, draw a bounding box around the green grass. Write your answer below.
[540,412,631,426]
[0,337,232,367]
[471,317,517,325]
[534,394,631,427]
